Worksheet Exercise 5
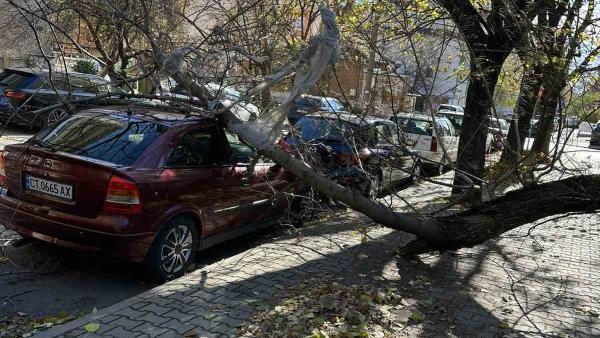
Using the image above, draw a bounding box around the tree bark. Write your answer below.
[500,65,543,164]
[531,72,563,154]
[452,58,502,194]
[402,174,600,255]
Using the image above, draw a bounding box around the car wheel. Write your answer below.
[144,216,198,282]
[45,108,69,126]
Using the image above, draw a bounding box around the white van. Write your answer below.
[390,112,459,175]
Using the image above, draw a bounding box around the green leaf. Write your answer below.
[409,309,425,323]
[84,323,100,333]
[499,319,511,329]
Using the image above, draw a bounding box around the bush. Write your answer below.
[71,59,98,75]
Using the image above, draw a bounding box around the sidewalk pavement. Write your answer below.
[35,203,600,338]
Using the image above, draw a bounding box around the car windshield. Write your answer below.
[37,113,167,166]
[322,98,344,111]
[439,114,463,130]
[392,117,432,136]
[293,116,356,142]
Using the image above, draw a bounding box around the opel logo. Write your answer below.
[44,159,53,169]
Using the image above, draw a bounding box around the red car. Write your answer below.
[0,107,296,281]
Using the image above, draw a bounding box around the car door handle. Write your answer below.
[240,177,251,187]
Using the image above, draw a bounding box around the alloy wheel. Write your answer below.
[46,108,68,125]
[160,224,193,274]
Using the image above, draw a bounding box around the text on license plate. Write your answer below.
[25,175,73,200]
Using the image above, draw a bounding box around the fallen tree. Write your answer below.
[6,2,600,257]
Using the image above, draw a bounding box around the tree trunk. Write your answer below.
[500,65,543,164]
[452,58,502,195]
[402,174,600,255]
[531,76,562,154]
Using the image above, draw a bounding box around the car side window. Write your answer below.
[225,131,258,163]
[436,120,450,137]
[166,130,226,167]
[375,124,394,144]
[446,120,457,136]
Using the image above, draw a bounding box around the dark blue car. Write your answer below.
[0,68,121,127]
[287,95,345,125]
[283,113,416,198]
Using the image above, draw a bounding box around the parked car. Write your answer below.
[162,79,260,121]
[437,104,464,114]
[282,113,417,198]
[390,112,458,175]
[287,95,345,125]
[528,119,539,137]
[0,68,122,127]
[436,110,495,152]
[590,122,600,146]
[0,107,297,281]
[436,110,464,133]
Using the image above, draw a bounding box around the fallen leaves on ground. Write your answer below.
[0,310,74,338]
[237,279,425,337]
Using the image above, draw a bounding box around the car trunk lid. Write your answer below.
[4,144,120,218]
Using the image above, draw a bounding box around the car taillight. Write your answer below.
[0,151,6,186]
[4,90,26,101]
[103,176,142,214]
[430,136,438,152]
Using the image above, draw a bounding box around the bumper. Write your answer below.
[0,190,155,262]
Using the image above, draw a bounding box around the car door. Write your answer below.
[442,119,459,162]
[225,131,291,222]
[373,123,413,186]
[161,125,240,238]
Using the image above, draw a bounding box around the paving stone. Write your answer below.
[37,211,600,338]
[132,322,172,337]
[104,326,141,338]
[159,318,196,335]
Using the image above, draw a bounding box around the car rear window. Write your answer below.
[293,116,358,142]
[0,71,38,89]
[393,117,432,136]
[322,98,344,111]
[38,113,167,166]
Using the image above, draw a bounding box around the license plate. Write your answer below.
[25,175,73,200]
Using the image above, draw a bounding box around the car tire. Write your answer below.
[45,108,70,127]
[144,216,198,282]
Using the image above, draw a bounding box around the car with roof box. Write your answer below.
[0,106,297,281]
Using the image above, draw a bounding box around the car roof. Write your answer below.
[391,111,435,122]
[300,95,340,102]
[437,110,464,116]
[303,112,394,126]
[4,68,103,80]
[78,106,213,126]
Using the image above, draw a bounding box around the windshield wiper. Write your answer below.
[30,139,56,152]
